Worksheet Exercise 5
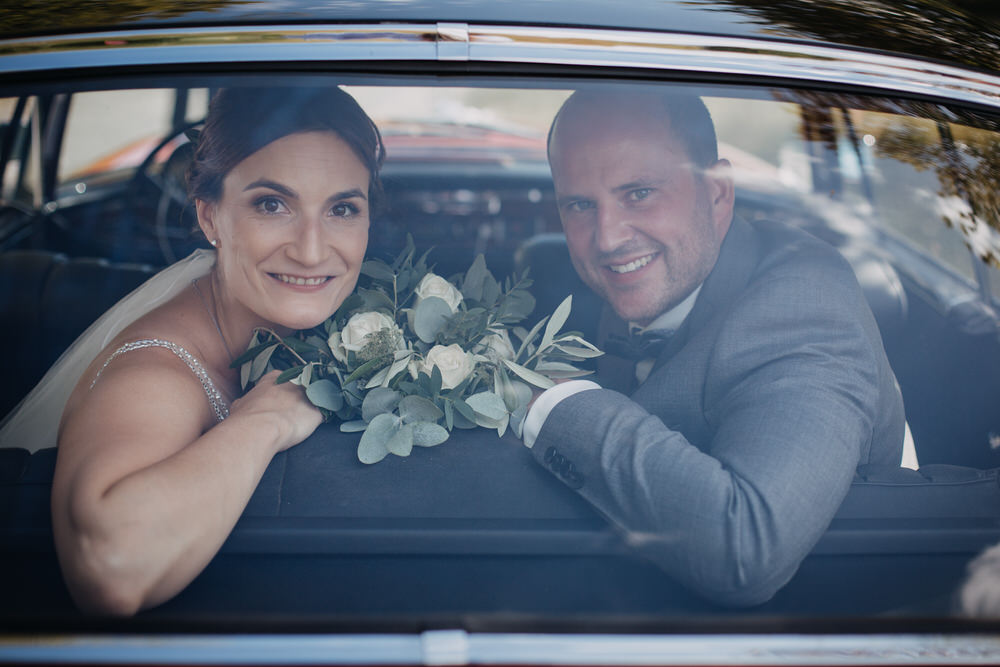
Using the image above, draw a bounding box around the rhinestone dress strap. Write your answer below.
[91,339,230,422]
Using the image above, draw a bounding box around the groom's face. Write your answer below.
[549,95,733,326]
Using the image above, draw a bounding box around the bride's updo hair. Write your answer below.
[187,86,385,209]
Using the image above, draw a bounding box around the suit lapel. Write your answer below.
[651,216,762,373]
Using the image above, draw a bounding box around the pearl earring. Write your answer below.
[210,239,219,248]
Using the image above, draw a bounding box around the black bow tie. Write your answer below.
[604,331,673,361]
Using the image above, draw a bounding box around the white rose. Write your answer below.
[419,344,474,389]
[478,330,515,362]
[338,311,399,353]
[415,273,463,313]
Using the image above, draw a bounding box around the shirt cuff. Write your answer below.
[522,380,601,448]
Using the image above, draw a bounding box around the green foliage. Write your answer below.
[237,238,601,464]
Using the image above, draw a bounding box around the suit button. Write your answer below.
[564,467,585,490]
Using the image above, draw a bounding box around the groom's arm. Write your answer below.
[527,263,887,607]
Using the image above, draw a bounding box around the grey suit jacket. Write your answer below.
[532,216,905,606]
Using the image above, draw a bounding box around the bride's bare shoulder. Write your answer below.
[62,288,219,413]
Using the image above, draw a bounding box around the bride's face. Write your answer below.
[197,130,370,331]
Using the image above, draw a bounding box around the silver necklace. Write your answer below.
[192,276,236,363]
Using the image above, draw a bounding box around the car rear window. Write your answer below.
[2,74,999,628]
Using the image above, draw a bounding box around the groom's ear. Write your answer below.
[195,199,218,243]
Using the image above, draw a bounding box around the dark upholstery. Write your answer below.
[513,233,602,342]
[0,250,155,419]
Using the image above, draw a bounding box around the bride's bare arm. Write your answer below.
[51,357,320,616]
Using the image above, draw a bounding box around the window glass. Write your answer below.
[57,89,176,183]
[2,77,1000,628]
[948,123,1000,286]
[0,96,20,198]
[0,96,16,124]
[184,87,210,124]
[0,95,35,205]
[845,110,981,282]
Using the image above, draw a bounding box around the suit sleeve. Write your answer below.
[531,259,884,606]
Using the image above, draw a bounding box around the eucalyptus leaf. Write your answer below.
[451,408,478,429]
[397,380,424,397]
[510,403,528,440]
[357,413,398,464]
[502,359,555,389]
[305,379,343,412]
[399,395,444,423]
[362,387,401,422]
[496,412,510,438]
[340,420,368,433]
[342,380,364,407]
[472,414,502,429]
[386,423,414,457]
[466,391,508,421]
[413,297,453,343]
[501,376,533,412]
[411,421,449,447]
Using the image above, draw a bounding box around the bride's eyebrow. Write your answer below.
[329,188,366,202]
[244,179,296,198]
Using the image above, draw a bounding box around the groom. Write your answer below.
[522,89,905,606]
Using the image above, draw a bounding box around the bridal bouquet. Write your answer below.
[235,238,602,464]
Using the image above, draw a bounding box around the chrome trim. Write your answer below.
[2,631,1000,665]
[437,22,470,61]
[1,23,1000,109]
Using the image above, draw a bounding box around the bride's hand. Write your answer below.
[229,369,323,452]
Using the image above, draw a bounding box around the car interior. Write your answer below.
[1,77,999,623]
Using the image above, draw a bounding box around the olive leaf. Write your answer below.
[502,358,556,389]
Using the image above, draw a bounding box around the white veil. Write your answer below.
[0,249,217,453]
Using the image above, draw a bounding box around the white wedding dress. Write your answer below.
[0,249,218,453]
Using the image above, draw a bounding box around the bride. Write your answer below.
[4,85,383,615]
